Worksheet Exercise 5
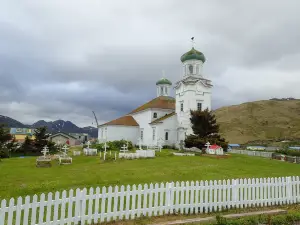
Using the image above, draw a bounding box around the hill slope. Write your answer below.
[214,100,300,144]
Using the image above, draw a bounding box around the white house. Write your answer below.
[98,43,213,147]
[207,144,224,155]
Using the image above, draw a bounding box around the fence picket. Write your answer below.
[38,194,45,224]
[148,183,153,217]
[106,186,113,222]
[142,184,148,216]
[112,185,119,221]
[93,187,100,222]
[80,188,87,224]
[1,176,300,225]
[136,184,142,218]
[60,190,67,225]
[15,197,22,225]
[0,199,6,225]
[7,198,14,225]
[87,188,94,224]
[67,189,74,225]
[100,186,106,223]
[131,185,137,219]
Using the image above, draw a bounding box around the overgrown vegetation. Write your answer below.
[213,212,300,225]
[0,124,14,158]
[185,109,228,150]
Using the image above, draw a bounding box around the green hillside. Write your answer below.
[214,100,300,144]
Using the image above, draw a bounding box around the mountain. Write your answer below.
[0,115,27,128]
[214,99,300,144]
[0,116,98,137]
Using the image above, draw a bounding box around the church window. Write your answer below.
[140,130,144,140]
[165,87,168,95]
[152,128,156,140]
[196,65,199,74]
[160,87,163,95]
[165,132,169,141]
[197,102,202,111]
[180,103,184,112]
[189,65,193,74]
[153,112,157,118]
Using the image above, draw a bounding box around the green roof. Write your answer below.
[180,47,206,63]
[156,78,172,85]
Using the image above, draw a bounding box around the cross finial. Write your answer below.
[191,37,195,48]
[62,145,69,156]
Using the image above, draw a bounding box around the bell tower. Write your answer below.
[174,38,213,142]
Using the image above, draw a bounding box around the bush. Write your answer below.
[276,149,300,157]
[0,148,9,158]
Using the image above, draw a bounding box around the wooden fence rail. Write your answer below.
[1,176,300,225]
[230,149,273,158]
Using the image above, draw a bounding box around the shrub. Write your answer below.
[0,148,9,158]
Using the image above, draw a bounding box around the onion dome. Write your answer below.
[156,78,172,85]
[180,47,206,63]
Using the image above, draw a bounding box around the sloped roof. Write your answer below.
[149,112,176,124]
[130,96,175,114]
[49,132,77,140]
[210,144,222,150]
[101,115,139,127]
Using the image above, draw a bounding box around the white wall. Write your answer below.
[98,125,139,145]
[131,108,175,146]
[155,115,178,147]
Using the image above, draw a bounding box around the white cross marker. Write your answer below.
[87,141,91,149]
[62,145,69,156]
[41,146,49,158]
[104,142,108,153]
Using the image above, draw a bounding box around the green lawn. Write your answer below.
[0,150,299,200]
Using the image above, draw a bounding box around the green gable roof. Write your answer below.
[180,47,206,63]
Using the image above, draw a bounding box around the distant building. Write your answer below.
[49,132,79,146]
[289,146,300,151]
[246,146,266,151]
[228,144,240,150]
[10,128,35,142]
[69,133,89,143]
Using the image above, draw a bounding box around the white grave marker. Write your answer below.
[62,145,69,156]
[205,142,211,153]
[86,141,91,149]
[41,146,49,158]
[104,142,108,153]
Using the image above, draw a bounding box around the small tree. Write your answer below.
[185,109,228,150]
[0,124,13,158]
[20,136,35,154]
[34,126,50,152]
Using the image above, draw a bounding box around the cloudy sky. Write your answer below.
[1,0,300,127]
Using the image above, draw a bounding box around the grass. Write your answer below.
[1,149,300,200]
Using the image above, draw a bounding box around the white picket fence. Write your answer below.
[1,176,300,225]
[230,149,273,158]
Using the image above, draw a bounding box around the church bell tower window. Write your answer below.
[189,65,193,74]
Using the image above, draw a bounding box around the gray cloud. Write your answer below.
[1,0,300,127]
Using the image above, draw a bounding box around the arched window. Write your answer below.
[189,65,193,74]
[153,112,157,118]
[165,87,168,95]
[165,132,169,141]
[160,87,163,95]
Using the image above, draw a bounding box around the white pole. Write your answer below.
[104,152,106,161]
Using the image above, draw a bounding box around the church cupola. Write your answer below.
[156,77,172,97]
[180,39,206,77]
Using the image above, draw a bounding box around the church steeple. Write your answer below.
[180,38,206,77]
[156,71,172,97]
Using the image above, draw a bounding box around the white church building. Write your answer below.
[98,45,213,147]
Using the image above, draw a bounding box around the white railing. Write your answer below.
[1,176,300,225]
[230,149,273,158]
